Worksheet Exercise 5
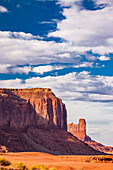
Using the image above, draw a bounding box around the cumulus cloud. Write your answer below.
[98,55,110,61]
[0,31,68,65]
[1,72,113,102]
[73,62,93,68]
[0,0,113,74]
[57,0,81,7]
[0,64,11,73]
[0,64,32,74]
[0,30,95,66]
[0,31,42,40]
[32,65,65,74]
[49,0,113,55]
[0,5,8,13]
[94,0,113,6]
[10,66,32,74]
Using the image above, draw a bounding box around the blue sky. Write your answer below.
[0,0,113,146]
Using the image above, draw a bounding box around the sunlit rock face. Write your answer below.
[68,119,86,142]
[0,88,67,130]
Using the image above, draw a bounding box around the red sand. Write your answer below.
[1,152,113,170]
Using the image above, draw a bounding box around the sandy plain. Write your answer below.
[1,152,113,170]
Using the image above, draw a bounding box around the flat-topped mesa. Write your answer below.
[0,88,67,130]
[67,119,86,141]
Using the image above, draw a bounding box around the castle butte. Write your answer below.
[68,119,113,154]
[0,88,103,155]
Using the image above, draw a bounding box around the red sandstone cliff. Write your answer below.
[0,88,67,130]
[68,119,113,154]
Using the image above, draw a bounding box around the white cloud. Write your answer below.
[0,6,8,13]
[56,53,70,58]
[0,30,94,66]
[0,64,11,73]
[74,62,93,68]
[1,72,113,102]
[94,0,113,6]
[0,31,68,65]
[0,64,32,74]
[0,31,41,40]
[0,0,113,70]
[57,0,81,7]
[49,0,113,55]
[98,55,110,61]
[0,22,112,68]
[32,65,64,74]
[11,66,32,74]
[0,79,22,88]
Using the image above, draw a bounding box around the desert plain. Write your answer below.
[1,152,113,170]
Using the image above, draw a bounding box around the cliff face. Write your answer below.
[0,88,67,130]
[68,119,86,141]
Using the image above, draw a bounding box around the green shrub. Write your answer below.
[11,162,27,170]
[83,160,90,163]
[90,160,98,163]
[49,167,56,170]
[0,158,11,166]
[90,156,95,160]
[29,164,49,170]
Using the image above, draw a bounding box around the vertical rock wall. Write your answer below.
[0,88,67,130]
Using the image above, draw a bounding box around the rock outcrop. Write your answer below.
[0,88,67,130]
[68,119,86,141]
[68,119,113,154]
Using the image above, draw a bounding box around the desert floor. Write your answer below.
[0,152,113,170]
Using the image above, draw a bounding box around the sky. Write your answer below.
[0,0,113,146]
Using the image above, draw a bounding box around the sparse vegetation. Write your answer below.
[90,160,98,163]
[0,157,57,170]
[90,156,113,163]
[0,158,11,166]
[11,162,27,170]
[83,156,113,163]
[29,165,56,170]
[49,168,56,170]
[29,164,48,170]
